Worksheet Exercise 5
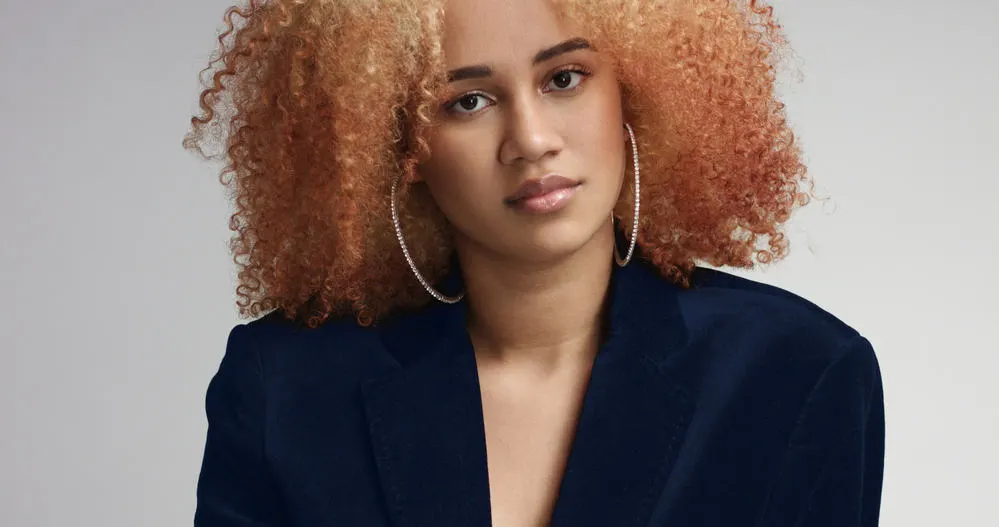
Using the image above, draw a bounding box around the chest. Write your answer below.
[265,325,802,527]
[477,364,593,527]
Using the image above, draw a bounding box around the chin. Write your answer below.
[508,215,609,263]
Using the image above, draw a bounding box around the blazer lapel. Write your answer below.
[549,257,694,527]
[361,253,694,527]
[361,273,492,527]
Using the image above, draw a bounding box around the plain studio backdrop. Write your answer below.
[2,0,996,525]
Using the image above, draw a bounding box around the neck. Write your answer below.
[455,222,616,374]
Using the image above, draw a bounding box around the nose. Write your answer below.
[498,94,564,166]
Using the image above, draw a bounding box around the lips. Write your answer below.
[504,174,581,204]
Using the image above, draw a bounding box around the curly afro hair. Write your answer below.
[184,0,814,328]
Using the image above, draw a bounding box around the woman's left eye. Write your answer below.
[545,68,592,92]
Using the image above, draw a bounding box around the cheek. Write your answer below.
[575,116,625,181]
[420,133,495,209]
[572,81,625,170]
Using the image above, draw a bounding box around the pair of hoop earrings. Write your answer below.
[391,122,641,304]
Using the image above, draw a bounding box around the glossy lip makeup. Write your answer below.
[504,174,582,214]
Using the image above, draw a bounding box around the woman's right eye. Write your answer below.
[446,93,491,115]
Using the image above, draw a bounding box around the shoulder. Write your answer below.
[238,310,375,352]
[669,267,882,441]
[683,266,863,343]
[224,310,395,387]
[677,266,877,375]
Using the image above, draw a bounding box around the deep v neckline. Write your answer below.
[362,255,694,526]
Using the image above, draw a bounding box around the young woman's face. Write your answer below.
[417,0,627,264]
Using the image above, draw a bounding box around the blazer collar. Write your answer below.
[362,252,693,527]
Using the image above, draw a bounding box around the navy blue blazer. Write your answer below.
[195,257,885,526]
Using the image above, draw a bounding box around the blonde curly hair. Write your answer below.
[183,0,813,328]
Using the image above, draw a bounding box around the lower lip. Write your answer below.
[508,184,581,214]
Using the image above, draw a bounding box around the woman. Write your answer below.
[185,0,885,525]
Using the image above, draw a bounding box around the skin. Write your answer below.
[414,0,631,524]
[417,0,628,371]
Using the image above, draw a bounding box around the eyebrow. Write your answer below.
[446,37,593,83]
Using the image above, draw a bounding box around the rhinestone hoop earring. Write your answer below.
[613,122,641,267]
[391,174,465,304]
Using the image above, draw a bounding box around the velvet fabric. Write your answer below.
[194,254,885,526]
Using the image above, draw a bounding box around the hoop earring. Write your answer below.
[613,122,640,267]
[391,174,465,304]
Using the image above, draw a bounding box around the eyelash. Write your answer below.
[444,65,594,116]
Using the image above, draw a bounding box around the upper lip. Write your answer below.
[504,174,580,203]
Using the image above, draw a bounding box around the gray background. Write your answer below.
[2,0,996,525]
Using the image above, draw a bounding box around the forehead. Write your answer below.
[441,0,577,67]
